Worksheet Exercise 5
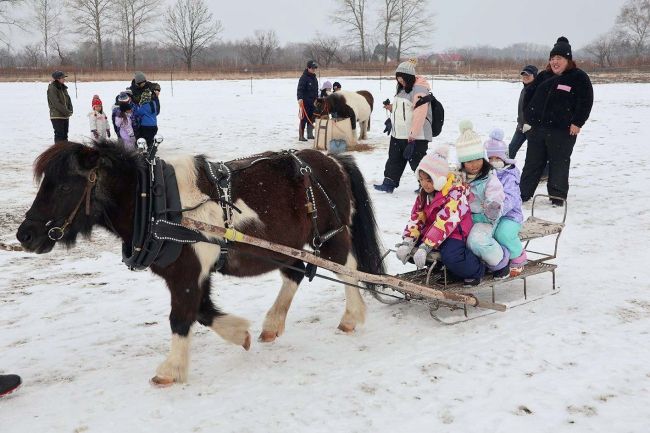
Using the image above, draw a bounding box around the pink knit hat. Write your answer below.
[416,143,450,191]
[484,128,515,165]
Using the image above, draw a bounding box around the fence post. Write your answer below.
[74,71,78,99]
[250,76,253,94]
[170,70,174,97]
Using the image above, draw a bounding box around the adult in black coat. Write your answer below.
[128,71,161,105]
[520,37,593,206]
[296,60,319,141]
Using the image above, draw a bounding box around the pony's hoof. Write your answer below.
[337,322,356,333]
[150,375,175,387]
[258,330,277,343]
[243,332,252,350]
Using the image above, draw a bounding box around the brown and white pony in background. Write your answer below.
[16,141,385,385]
[334,90,374,140]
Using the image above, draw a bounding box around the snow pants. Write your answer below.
[439,238,485,281]
[520,127,576,201]
[467,220,510,271]
[382,137,428,187]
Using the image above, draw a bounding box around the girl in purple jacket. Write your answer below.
[484,128,527,276]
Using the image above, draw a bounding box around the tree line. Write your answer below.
[1,0,649,72]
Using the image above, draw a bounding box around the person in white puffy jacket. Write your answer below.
[88,95,110,142]
[374,59,433,193]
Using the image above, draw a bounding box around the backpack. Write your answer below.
[414,93,444,137]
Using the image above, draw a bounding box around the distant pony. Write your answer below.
[315,90,374,140]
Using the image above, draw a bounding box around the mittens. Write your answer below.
[395,238,415,264]
[413,244,432,269]
[484,200,502,221]
[383,118,392,135]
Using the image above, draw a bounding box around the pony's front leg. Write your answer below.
[151,280,202,386]
[260,263,304,342]
[336,255,366,333]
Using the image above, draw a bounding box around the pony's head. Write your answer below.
[16,141,137,253]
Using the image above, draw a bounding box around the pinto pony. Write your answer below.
[316,90,373,140]
[16,141,385,385]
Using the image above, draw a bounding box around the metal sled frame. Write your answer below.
[373,194,567,324]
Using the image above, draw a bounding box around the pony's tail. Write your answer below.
[334,155,385,275]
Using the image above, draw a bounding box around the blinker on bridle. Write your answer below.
[46,169,98,241]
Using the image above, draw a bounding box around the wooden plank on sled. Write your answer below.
[520,217,564,241]
[181,217,507,312]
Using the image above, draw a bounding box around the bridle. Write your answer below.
[34,169,98,241]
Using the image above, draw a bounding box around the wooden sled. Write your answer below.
[372,195,567,324]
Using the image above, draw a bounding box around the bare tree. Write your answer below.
[584,32,615,67]
[616,0,650,56]
[163,0,222,71]
[66,0,112,68]
[240,29,279,65]
[304,34,342,67]
[53,40,68,65]
[376,0,399,64]
[332,0,368,62]
[392,0,434,60]
[1,0,25,46]
[21,43,43,67]
[32,0,63,64]
[115,0,160,70]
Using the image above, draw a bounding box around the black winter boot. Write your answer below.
[306,124,315,139]
[373,178,397,193]
[298,124,307,142]
[0,374,21,397]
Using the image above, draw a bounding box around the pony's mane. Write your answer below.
[34,140,139,182]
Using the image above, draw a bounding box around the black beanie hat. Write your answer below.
[550,36,572,60]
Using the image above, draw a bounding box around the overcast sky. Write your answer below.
[211,0,628,51]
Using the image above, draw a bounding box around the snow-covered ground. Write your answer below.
[1,77,649,433]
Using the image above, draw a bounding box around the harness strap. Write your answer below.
[48,169,98,241]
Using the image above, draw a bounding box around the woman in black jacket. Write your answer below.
[520,37,593,206]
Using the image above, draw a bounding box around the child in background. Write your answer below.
[135,88,159,147]
[88,95,110,142]
[395,144,484,285]
[115,103,136,150]
[455,120,511,279]
[484,128,527,276]
[320,81,333,97]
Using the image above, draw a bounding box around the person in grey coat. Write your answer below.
[47,70,73,142]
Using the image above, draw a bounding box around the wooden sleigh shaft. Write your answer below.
[180,217,507,312]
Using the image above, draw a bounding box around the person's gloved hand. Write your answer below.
[383,118,392,135]
[92,129,99,139]
[395,238,415,264]
[402,142,415,160]
[522,123,532,133]
[484,200,502,221]
[106,129,111,138]
[413,244,432,269]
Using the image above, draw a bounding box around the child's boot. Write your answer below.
[509,251,528,277]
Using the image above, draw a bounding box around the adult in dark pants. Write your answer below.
[509,65,538,158]
[520,37,593,206]
[297,60,319,142]
[374,59,433,193]
[0,374,21,397]
[47,71,73,142]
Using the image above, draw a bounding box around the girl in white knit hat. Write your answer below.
[455,120,510,280]
[394,143,484,284]
[374,59,435,193]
